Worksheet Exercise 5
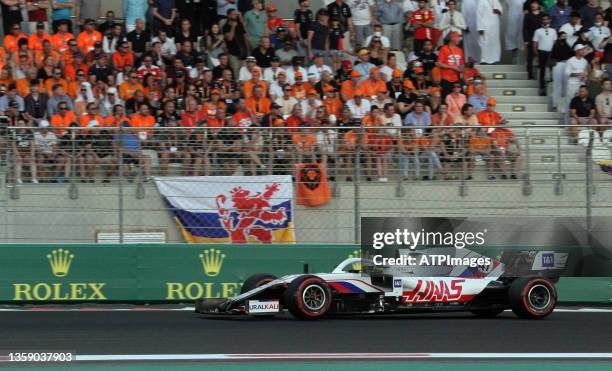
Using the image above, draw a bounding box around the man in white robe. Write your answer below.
[462,0,481,63]
[477,0,503,64]
[504,0,524,52]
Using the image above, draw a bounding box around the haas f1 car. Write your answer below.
[196,249,563,320]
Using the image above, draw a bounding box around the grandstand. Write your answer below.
[0,0,611,244]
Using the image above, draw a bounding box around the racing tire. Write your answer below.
[240,273,278,294]
[470,308,504,318]
[508,277,557,319]
[284,275,332,320]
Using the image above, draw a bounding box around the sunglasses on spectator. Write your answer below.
[59,107,68,111]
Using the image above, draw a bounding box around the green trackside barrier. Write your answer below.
[0,244,609,303]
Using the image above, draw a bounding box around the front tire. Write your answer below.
[284,275,332,320]
[508,277,556,319]
[240,273,278,294]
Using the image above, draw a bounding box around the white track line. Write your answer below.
[70,353,612,361]
[0,307,611,312]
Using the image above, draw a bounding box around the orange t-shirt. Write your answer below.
[45,78,69,95]
[28,33,52,52]
[437,45,464,83]
[431,113,454,126]
[477,110,502,126]
[201,101,227,119]
[243,79,268,99]
[359,79,387,98]
[469,136,493,151]
[77,31,102,52]
[119,81,145,100]
[130,113,156,139]
[292,133,317,151]
[4,33,27,52]
[341,80,357,101]
[51,32,75,54]
[51,111,77,134]
[490,128,515,149]
[79,114,104,127]
[105,115,129,127]
[34,50,61,68]
[245,97,271,114]
[323,98,342,117]
[112,51,135,70]
[291,82,311,100]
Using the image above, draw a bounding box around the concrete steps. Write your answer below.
[477,64,526,72]
[482,71,529,80]
[488,87,541,96]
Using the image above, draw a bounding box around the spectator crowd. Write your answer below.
[0,0,610,184]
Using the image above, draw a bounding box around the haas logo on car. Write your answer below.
[402,279,466,303]
[216,183,287,244]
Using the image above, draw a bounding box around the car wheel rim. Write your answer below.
[302,284,326,311]
[527,284,551,311]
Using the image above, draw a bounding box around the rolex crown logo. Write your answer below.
[348,249,361,271]
[47,249,75,277]
[199,249,226,277]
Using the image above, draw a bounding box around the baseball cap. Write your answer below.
[278,70,287,76]
[276,26,286,32]
[36,21,45,29]
[487,97,497,106]
[403,79,415,90]
[271,102,282,109]
[328,114,337,123]
[272,56,281,62]
[246,56,257,62]
[307,89,318,96]
[39,120,50,128]
[574,44,586,51]
[357,48,369,56]
[342,60,352,69]
[107,87,118,95]
[392,69,402,78]
[266,5,277,12]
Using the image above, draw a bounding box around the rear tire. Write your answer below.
[470,308,504,318]
[508,277,556,319]
[240,273,278,294]
[284,275,332,320]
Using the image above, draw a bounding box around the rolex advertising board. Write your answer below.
[0,244,608,303]
[0,245,359,302]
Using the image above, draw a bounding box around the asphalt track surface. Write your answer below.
[1,310,611,355]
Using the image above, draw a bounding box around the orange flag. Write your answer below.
[296,162,332,207]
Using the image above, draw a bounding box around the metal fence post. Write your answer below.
[586,130,594,247]
[522,128,533,196]
[354,126,363,244]
[9,129,19,200]
[118,125,124,244]
[395,130,404,198]
[459,129,467,197]
[554,128,563,195]
[68,128,78,199]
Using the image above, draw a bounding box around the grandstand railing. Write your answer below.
[1,124,610,244]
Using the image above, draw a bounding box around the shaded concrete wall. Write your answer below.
[0,179,610,244]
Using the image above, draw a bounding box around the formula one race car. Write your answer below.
[196,250,561,320]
